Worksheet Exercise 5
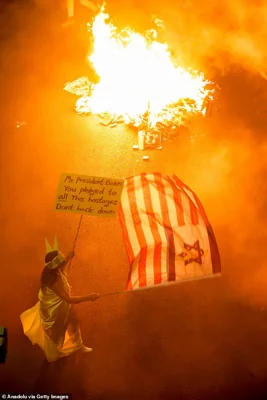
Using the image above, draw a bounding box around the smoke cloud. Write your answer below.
[152,0,267,75]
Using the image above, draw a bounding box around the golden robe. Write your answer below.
[20,272,83,362]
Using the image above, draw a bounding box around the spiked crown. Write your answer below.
[45,236,65,270]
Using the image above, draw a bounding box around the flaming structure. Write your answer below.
[64,8,214,144]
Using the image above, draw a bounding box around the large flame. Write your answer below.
[66,8,213,127]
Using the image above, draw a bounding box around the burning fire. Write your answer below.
[65,7,213,129]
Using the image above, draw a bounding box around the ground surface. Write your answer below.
[1,2,267,399]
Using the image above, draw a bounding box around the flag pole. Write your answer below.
[99,273,221,298]
[68,214,83,272]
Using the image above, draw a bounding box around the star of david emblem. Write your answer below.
[179,240,204,266]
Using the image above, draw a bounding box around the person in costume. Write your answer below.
[20,236,99,362]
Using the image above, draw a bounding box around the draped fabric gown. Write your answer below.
[20,272,83,362]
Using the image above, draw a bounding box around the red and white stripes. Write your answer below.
[118,173,221,290]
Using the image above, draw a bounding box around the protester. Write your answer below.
[20,237,99,362]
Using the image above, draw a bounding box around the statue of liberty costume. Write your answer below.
[20,237,83,362]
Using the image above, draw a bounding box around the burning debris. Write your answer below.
[64,8,215,147]
[64,77,92,97]
[15,121,27,129]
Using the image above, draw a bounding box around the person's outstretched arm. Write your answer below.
[51,279,99,304]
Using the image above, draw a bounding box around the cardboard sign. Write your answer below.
[55,173,124,218]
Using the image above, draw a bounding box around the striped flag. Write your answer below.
[118,173,221,290]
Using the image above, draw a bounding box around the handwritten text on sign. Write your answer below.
[55,174,124,217]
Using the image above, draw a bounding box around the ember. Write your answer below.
[64,7,214,145]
